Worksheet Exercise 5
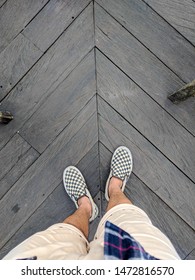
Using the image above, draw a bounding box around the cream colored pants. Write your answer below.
[3,204,180,260]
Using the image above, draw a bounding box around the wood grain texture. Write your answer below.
[0,97,97,249]
[96,50,195,182]
[0,133,36,184]
[96,0,195,83]
[0,146,39,200]
[0,34,42,101]
[0,0,7,8]
[77,143,100,199]
[0,143,100,259]
[95,3,195,135]
[185,249,195,260]
[98,97,195,230]
[99,143,195,259]
[0,4,94,150]
[23,0,91,51]
[20,50,96,153]
[0,0,48,53]
[145,0,195,45]
[1,0,194,260]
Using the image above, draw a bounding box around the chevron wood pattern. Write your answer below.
[0,0,194,260]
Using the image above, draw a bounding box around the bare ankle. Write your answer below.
[109,177,123,196]
[78,196,92,217]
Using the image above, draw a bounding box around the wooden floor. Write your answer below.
[0,0,195,260]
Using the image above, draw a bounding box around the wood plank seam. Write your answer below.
[0,45,44,104]
[184,248,195,260]
[17,47,95,126]
[22,0,51,31]
[94,48,102,191]
[22,0,93,52]
[18,49,96,153]
[96,47,194,138]
[21,32,43,52]
[0,1,93,104]
[0,0,49,54]
[31,94,96,154]
[95,1,187,83]
[142,0,195,48]
[0,0,7,9]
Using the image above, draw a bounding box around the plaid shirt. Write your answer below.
[104,221,159,260]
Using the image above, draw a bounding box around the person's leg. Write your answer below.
[87,147,180,260]
[63,195,91,239]
[106,176,132,212]
[63,166,98,239]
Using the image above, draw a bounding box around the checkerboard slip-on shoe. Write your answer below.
[63,166,98,222]
[105,146,133,201]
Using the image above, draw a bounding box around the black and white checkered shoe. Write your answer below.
[105,146,133,201]
[63,166,98,222]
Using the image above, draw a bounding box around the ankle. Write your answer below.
[78,196,92,218]
[109,177,123,196]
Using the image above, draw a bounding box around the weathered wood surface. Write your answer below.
[0,0,7,8]
[20,50,96,153]
[0,143,100,259]
[0,134,31,180]
[23,0,91,52]
[96,0,195,83]
[185,249,195,260]
[0,98,97,249]
[0,34,42,101]
[98,96,195,230]
[0,0,48,53]
[145,0,195,45]
[96,50,195,182]
[0,4,94,150]
[99,143,195,259]
[0,133,39,199]
[0,0,194,260]
[95,3,195,135]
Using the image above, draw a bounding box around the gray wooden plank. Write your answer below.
[20,50,96,153]
[0,0,7,8]
[0,142,100,259]
[99,143,195,260]
[0,33,42,101]
[185,249,195,260]
[145,0,195,45]
[23,0,91,52]
[0,146,39,200]
[96,50,195,182]
[98,96,195,230]
[0,96,97,249]
[0,0,48,53]
[0,3,94,150]
[96,0,195,83]
[95,3,195,135]
[77,143,100,198]
[0,133,29,181]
